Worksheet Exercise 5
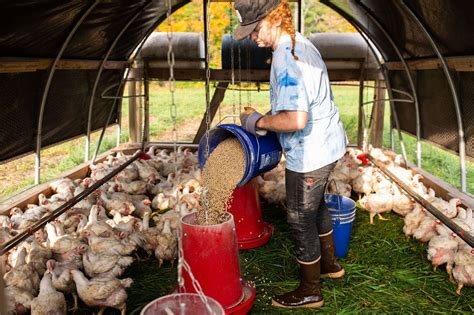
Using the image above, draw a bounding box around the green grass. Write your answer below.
[73,202,473,314]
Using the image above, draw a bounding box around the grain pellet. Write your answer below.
[198,138,246,225]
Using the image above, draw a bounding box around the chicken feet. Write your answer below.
[68,292,79,312]
[369,213,389,224]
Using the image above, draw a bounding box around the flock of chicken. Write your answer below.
[258,147,473,295]
[0,146,204,314]
[1,144,472,314]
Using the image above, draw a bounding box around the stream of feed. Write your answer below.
[198,138,246,225]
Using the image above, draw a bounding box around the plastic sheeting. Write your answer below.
[0,0,189,162]
[323,0,474,158]
[0,70,122,162]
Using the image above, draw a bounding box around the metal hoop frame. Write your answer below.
[396,0,467,192]
[356,0,422,168]
[85,1,151,162]
[34,0,101,184]
[321,0,409,165]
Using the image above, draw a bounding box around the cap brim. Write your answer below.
[234,21,260,40]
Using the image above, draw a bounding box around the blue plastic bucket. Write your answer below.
[325,194,356,258]
[198,124,282,187]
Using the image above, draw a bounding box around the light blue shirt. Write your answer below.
[270,33,347,173]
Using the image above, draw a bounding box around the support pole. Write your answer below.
[128,80,143,143]
[397,0,467,191]
[193,81,230,143]
[357,62,365,147]
[142,61,150,151]
[85,2,149,162]
[356,1,422,168]
[371,79,386,147]
[35,0,100,184]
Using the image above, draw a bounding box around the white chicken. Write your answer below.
[403,204,427,237]
[82,230,136,256]
[4,285,34,315]
[83,250,134,278]
[30,272,67,315]
[413,215,438,243]
[71,269,133,315]
[154,219,178,267]
[452,244,474,295]
[392,186,416,217]
[79,205,113,237]
[4,247,40,296]
[99,191,136,216]
[359,192,393,224]
[352,166,375,199]
[46,259,79,312]
[427,234,458,279]
[327,180,352,198]
[426,197,461,219]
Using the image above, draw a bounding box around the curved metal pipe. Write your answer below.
[85,1,150,162]
[91,1,189,163]
[321,0,408,164]
[397,0,467,191]
[356,0,422,168]
[34,0,100,184]
[368,154,473,247]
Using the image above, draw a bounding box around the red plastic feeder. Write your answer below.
[180,212,256,314]
[229,179,273,250]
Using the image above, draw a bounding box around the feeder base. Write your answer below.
[225,279,257,315]
[238,222,273,250]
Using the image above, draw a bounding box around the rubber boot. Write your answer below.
[320,230,345,279]
[271,259,324,308]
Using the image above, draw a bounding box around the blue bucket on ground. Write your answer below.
[198,124,282,187]
[325,194,356,258]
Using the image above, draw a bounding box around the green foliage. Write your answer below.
[157,0,355,67]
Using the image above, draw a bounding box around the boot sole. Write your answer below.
[321,268,345,279]
[271,299,324,308]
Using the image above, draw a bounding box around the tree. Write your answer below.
[156,0,355,67]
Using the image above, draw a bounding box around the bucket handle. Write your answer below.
[216,114,240,126]
[326,178,343,213]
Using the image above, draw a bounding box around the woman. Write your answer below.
[235,0,348,309]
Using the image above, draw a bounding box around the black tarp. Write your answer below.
[0,0,189,162]
[322,0,474,158]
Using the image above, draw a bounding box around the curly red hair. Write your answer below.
[264,0,298,60]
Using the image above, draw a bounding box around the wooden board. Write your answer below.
[0,58,128,73]
[0,143,200,215]
[385,56,474,72]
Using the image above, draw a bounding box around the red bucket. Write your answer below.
[229,179,273,250]
[181,212,244,309]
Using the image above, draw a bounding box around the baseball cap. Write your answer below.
[234,0,280,40]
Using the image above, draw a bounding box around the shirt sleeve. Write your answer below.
[273,52,309,113]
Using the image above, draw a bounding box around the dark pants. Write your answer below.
[285,162,336,262]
